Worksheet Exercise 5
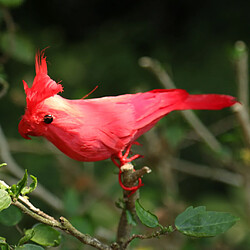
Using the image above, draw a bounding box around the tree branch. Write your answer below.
[116,163,152,249]
[235,41,249,113]
[0,178,113,250]
[123,227,176,249]
[233,41,250,146]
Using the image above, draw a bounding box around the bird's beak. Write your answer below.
[18,119,32,140]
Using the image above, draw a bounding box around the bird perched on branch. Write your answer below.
[18,52,237,193]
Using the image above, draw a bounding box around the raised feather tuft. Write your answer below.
[23,51,63,111]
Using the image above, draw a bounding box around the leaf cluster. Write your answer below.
[0,164,240,249]
[0,165,61,249]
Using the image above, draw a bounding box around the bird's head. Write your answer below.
[18,51,64,139]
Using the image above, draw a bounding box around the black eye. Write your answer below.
[43,114,53,124]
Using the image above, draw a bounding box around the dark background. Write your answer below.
[0,0,249,249]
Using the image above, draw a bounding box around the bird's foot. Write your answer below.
[115,143,143,166]
[111,144,144,195]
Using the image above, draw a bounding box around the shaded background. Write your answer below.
[0,0,250,249]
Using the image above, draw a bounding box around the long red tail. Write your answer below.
[175,93,237,110]
[132,89,237,137]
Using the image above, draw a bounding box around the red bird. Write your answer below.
[18,52,237,192]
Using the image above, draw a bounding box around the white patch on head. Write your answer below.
[43,95,82,117]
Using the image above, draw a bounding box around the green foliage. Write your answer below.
[135,199,160,228]
[175,206,240,237]
[136,201,239,238]
[0,0,25,7]
[0,237,10,250]
[15,244,44,250]
[0,1,247,248]
[126,210,137,226]
[0,190,11,212]
[9,169,28,198]
[21,175,37,196]
[0,205,22,226]
[25,224,61,247]
[8,170,37,198]
[0,163,7,168]
[18,229,35,246]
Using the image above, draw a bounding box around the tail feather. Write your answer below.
[132,89,237,140]
[175,94,237,110]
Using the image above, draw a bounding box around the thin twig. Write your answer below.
[12,199,112,249]
[123,227,176,249]
[171,158,243,187]
[144,124,243,188]
[139,56,224,152]
[235,41,249,113]
[232,104,250,146]
[0,179,113,250]
[180,115,237,149]
[233,41,250,146]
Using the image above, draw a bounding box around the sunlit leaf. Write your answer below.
[175,206,240,237]
[18,229,35,246]
[10,169,28,198]
[0,163,7,168]
[0,205,22,226]
[21,175,37,195]
[15,244,44,250]
[0,189,11,212]
[26,224,61,247]
[0,236,10,250]
[135,199,159,228]
[126,210,137,226]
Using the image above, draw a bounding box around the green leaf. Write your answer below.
[0,0,25,7]
[21,175,37,195]
[18,229,35,246]
[0,206,22,226]
[11,170,28,198]
[26,224,61,247]
[15,244,44,250]
[126,210,137,226]
[175,206,240,237]
[0,237,10,250]
[0,163,7,168]
[135,199,159,228]
[0,189,11,212]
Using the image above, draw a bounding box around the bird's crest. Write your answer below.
[23,51,63,111]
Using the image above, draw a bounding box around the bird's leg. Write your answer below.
[111,144,144,194]
[119,144,142,166]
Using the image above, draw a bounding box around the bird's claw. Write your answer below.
[111,143,144,195]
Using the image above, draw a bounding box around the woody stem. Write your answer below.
[116,164,151,249]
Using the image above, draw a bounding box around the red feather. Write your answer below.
[23,51,63,113]
[18,52,237,163]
